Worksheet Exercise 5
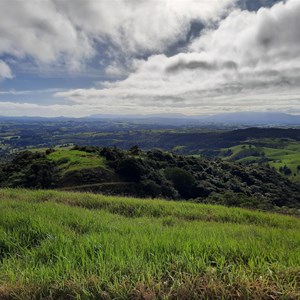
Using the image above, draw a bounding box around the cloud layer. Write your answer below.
[0,0,235,71]
[1,0,300,116]
[53,0,300,116]
[0,61,12,80]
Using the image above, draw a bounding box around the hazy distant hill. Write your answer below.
[89,113,189,119]
[1,111,300,126]
[88,112,300,125]
[205,112,300,125]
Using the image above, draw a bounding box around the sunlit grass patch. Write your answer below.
[0,188,299,299]
[47,149,107,173]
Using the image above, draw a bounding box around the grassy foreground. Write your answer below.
[0,189,299,299]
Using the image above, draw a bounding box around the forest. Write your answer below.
[0,146,299,213]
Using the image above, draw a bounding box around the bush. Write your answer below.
[116,158,145,182]
[139,180,161,198]
[165,167,196,199]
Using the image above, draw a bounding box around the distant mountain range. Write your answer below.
[89,112,300,125]
[1,112,300,126]
[204,112,300,125]
[88,113,190,119]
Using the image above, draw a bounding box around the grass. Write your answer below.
[47,149,107,174]
[264,143,300,180]
[0,188,299,299]
[222,142,300,181]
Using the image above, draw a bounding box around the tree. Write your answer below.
[116,158,145,182]
[139,180,161,198]
[129,145,141,155]
[284,166,292,176]
[165,167,196,199]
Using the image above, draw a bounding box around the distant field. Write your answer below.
[222,141,300,181]
[0,189,299,299]
[265,143,300,180]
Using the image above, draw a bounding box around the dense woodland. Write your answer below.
[1,146,299,211]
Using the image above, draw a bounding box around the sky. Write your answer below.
[0,0,300,117]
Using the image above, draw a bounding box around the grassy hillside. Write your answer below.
[265,143,300,181]
[47,149,107,174]
[1,147,300,211]
[0,189,299,299]
[222,141,300,182]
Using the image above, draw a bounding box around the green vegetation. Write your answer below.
[0,188,299,299]
[1,146,300,211]
[222,141,300,182]
[1,120,300,299]
[1,119,300,157]
[47,149,107,174]
[264,142,300,181]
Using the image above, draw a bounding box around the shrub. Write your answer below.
[165,167,196,199]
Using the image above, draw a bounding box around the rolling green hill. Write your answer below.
[1,146,300,212]
[0,188,299,299]
[222,141,300,182]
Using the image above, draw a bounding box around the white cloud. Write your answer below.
[1,0,300,116]
[0,60,12,80]
[0,101,95,117]
[55,0,300,115]
[56,0,236,55]
[0,0,236,74]
[0,1,94,71]
[190,0,300,68]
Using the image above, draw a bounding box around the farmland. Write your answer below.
[221,141,300,181]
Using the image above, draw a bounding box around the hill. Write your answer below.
[1,146,300,211]
[0,188,299,299]
[2,118,300,160]
[205,112,300,125]
[220,141,300,182]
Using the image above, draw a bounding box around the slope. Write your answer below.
[1,146,300,211]
[0,188,299,299]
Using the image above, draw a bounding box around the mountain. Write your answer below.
[89,113,189,119]
[1,112,300,126]
[205,112,300,125]
[88,112,300,125]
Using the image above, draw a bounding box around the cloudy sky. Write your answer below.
[0,0,300,117]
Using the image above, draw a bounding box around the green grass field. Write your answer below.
[47,149,107,174]
[222,142,300,181]
[265,143,300,180]
[0,189,299,299]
